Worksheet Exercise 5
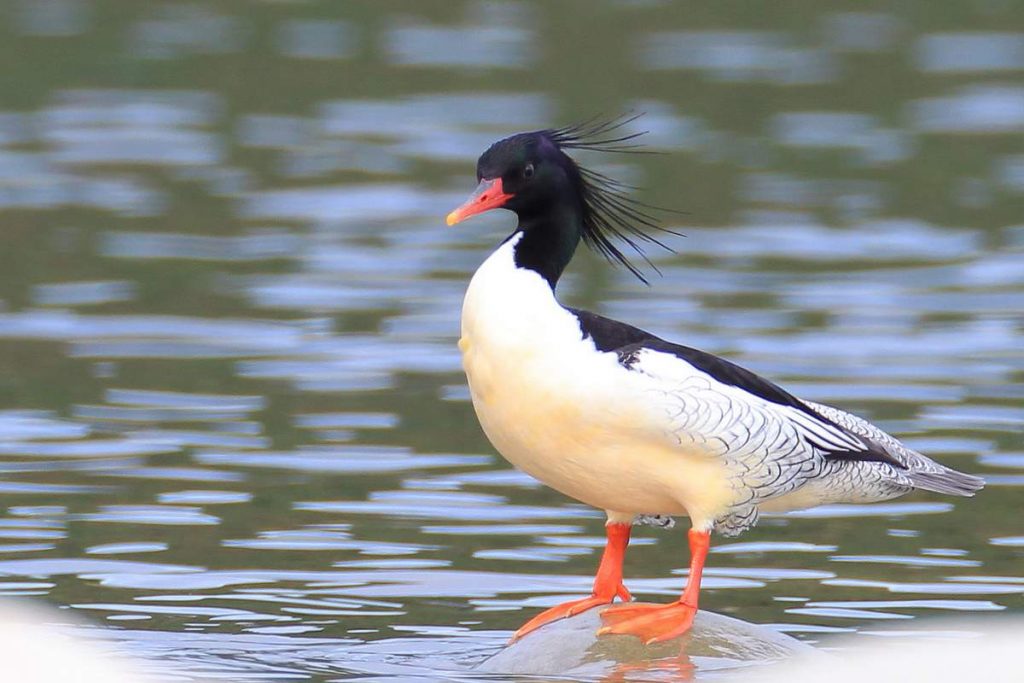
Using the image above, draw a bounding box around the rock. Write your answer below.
[477,603,819,678]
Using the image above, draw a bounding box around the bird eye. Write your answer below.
[523,164,535,179]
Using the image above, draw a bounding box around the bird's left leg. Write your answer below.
[510,513,633,642]
[598,527,711,644]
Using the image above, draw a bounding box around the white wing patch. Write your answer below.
[625,347,878,506]
[629,348,867,454]
[626,346,983,517]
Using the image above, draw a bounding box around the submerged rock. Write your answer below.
[477,604,818,679]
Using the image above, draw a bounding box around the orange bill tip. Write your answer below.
[446,177,512,226]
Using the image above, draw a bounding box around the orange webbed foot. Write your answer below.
[511,522,634,643]
[510,586,630,643]
[598,600,697,644]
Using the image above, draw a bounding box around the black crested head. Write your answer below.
[447,114,677,286]
[544,115,678,284]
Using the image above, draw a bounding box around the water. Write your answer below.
[0,2,1021,681]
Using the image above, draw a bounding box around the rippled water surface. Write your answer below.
[0,2,1022,681]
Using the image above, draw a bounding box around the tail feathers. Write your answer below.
[908,467,985,497]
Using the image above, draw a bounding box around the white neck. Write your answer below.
[461,233,581,353]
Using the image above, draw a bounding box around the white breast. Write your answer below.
[459,235,735,525]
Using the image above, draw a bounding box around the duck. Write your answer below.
[446,118,984,645]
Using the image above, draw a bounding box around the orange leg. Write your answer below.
[510,522,632,643]
[598,528,711,644]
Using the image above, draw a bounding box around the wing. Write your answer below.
[622,345,847,496]
[572,307,983,499]
[573,308,899,466]
[804,399,984,496]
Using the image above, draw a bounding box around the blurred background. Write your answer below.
[0,1,1021,680]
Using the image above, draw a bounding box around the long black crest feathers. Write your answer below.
[543,114,682,284]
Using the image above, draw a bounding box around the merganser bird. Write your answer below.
[447,119,984,645]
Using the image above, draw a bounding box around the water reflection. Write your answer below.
[637,31,837,85]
